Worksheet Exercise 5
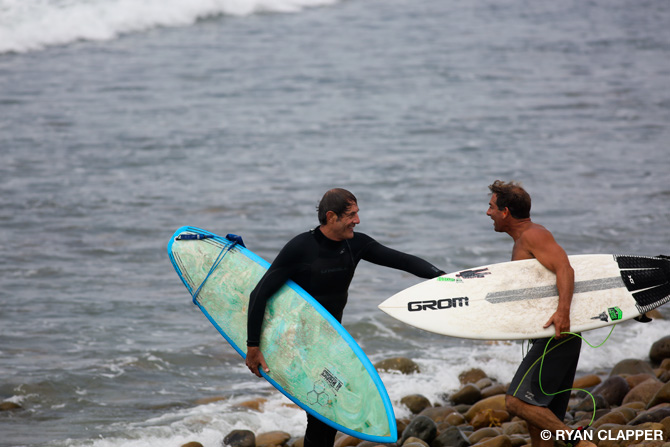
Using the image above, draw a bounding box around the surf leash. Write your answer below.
[537,325,616,429]
[177,232,246,304]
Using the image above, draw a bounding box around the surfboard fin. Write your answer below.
[634,313,653,323]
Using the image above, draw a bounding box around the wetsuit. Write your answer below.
[247,227,443,446]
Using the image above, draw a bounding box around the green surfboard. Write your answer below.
[167,226,397,443]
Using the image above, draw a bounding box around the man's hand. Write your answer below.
[543,310,571,339]
[246,346,270,378]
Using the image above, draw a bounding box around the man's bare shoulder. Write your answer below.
[520,222,554,240]
[513,223,557,260]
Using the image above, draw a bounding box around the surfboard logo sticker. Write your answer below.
[407,297,469,311]
[321,368,343,392]
[437,277,463,283]
[456,268,490,279]
[608,307,622,321]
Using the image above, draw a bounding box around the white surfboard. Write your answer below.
[378,254,670,340]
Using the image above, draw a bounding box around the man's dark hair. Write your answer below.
[317,188,357,225]
[488,180,531,219]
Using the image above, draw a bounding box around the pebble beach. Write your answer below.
[149,329,670,447]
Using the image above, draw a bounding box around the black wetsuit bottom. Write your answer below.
[304,414,337,447]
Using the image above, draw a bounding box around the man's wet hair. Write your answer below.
[317,188,357,225]
[488,180,531,219]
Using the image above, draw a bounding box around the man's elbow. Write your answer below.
[557,264,574,280]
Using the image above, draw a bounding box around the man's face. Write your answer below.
[486,194,506,232]
[329,203,360,241]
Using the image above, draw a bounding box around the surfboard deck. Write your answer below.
[379,254,670,340]
[167,226,396,443]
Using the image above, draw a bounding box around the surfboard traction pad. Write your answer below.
[615,255,670,314]
[168,228,395,442]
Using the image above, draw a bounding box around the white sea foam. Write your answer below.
[59,393,308,447]
[575,318,670,373]
[0,0,340,54]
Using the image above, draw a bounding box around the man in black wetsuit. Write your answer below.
[246,188,444,447]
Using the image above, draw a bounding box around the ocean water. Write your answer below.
[1,0,669,446]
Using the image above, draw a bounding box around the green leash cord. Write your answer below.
[537,325,617,427]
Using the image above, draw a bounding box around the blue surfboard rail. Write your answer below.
[167,226,397,443]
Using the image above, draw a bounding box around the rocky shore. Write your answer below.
[170,332,670,447]
[6,331,663,447]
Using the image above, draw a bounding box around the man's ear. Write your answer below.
[325,210,338,224]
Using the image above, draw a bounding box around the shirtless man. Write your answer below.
[486,180,596,447]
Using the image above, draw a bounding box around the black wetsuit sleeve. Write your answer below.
[362,240,445,278]
[246,239,302,347]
